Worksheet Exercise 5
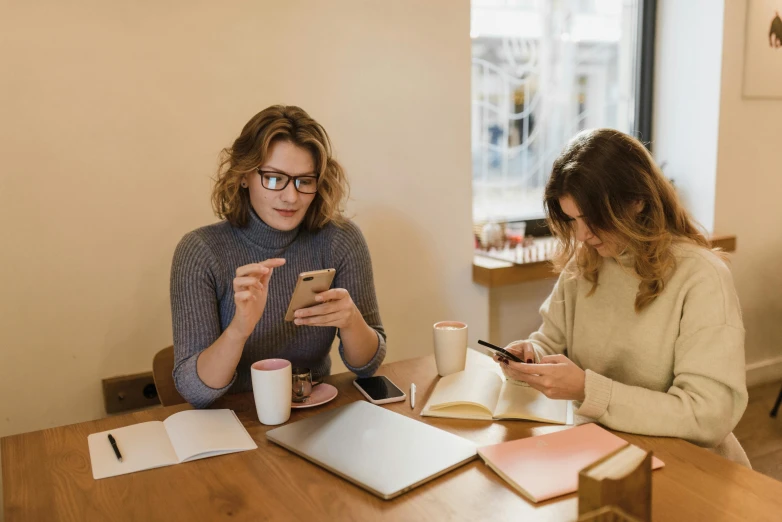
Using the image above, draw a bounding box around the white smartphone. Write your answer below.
[284,268,336,322]
[353,376,406,405]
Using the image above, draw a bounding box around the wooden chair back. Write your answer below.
[152,346,187,407]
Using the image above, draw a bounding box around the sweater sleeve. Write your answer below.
[575,262,748,448]
[330,221,387,377]
[527,272,570,361]
[170,232,237,408]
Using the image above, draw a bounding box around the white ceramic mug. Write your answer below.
[433,321,468,377]
[251,359,292,425]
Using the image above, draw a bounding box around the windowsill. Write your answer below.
[473,234,737,288]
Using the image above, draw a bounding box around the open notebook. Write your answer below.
[88,409,257,479]
[421,369,571,424]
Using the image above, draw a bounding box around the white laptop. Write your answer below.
[266,400,477,499]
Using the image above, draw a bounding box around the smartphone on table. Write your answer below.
[477,340,524,363]
[284,268,336,322]
[353,376,407,405]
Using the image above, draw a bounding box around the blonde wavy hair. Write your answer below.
[545,129,711,312]
[212,105,348,230]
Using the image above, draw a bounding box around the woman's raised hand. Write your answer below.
[228,258,286,339]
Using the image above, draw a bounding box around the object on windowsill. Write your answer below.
[577,443,653,522]
[505,221,527,247]
[473,235,737,287]
[480,221,504,250]
[475,236,558,265]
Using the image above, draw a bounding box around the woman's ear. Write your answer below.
[633,200,645,214]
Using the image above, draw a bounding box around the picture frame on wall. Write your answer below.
[743,0,782,98]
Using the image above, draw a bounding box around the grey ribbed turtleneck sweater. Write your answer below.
[170,210,387,408]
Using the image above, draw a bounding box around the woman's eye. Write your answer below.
[264,175,282,187]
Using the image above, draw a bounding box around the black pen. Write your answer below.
[108,433,123,462]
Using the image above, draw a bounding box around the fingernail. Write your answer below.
[526,359,533,364]
[315,296,323,302]
[294,319,301,325]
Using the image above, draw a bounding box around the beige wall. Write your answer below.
[0,0,486,447]
[488,279,553,347]
[714,0,782,385]
[653,0,724,233]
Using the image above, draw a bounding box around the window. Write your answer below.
[471,0,651,223]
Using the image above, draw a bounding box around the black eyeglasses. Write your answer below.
[256,169,319,194]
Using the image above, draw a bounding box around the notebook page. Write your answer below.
[88,421,177,479]
[164,409,257,463]
[494,380,570,424]
[424,370,503,416]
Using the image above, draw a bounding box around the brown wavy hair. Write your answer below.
[211,105,348,230]
[545,129,711,312]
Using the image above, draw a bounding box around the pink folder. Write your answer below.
[477,423,665,503]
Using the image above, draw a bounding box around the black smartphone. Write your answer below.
[477,340,524,363]
[353,376,406,405]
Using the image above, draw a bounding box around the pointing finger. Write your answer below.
[259,258,286,269]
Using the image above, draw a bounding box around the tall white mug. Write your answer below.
[433,321,468,377]
[251,358,292,425]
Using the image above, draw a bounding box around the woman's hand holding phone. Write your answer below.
[293,288,360,329]
[494,341,586,401]
[228,258,286,339]
[290,275,379,369]
[491,341,534,381]
[498,341,536,365]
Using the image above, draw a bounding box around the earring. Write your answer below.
[241,181,248,188]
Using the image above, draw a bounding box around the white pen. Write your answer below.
[410,383,416,409]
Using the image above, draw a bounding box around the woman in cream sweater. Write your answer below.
[497,129,750,467]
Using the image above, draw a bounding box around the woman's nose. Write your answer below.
[575,221,593,242]
[280,182,299,202]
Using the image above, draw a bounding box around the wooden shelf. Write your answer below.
[473,235,737,288]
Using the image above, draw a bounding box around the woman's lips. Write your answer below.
[275,209,297,217]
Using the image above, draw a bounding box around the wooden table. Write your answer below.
[4,352,782,522]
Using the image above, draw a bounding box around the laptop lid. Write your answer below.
[266,400,477,499]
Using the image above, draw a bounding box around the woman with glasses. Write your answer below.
[493,129,750,467]
[170,105,386,408]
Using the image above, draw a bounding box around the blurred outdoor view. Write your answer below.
[472,0,641,223]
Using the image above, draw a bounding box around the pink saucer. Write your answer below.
[291,383,338,409]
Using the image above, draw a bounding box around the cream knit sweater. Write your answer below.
[527,242,750,467]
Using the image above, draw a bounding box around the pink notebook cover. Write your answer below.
[477,423,664,503]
